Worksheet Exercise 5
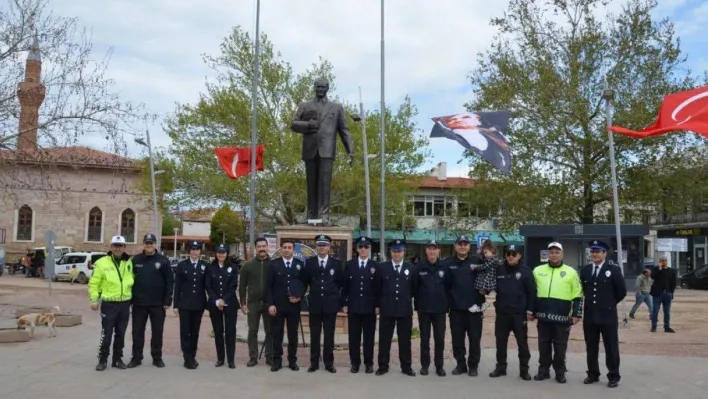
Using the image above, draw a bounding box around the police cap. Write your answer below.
[355,236,372,247]
[589,240,609,252]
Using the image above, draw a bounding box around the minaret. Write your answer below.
[16,36,46,152]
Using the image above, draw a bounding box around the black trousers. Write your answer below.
[348,313,376,367]
[178,309,204,362]
[449,310,483,369]
[208,305,238,363]
[494,313,530,371]
[98,301,131,362]
[418,312,446,369]
[304,156,334,219]
[537,321,570,373]
[583,321,621,381]
[272,305,300,364]
[378,315,413,370]
[131,305,166,362]
[309,312,336,366]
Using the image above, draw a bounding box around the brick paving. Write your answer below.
[1,275,708,398]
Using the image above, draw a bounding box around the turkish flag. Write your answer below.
[609,86,708,138]
[214,145,265,179]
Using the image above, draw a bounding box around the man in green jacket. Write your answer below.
[239,237,273,367]
[88,235,135,371]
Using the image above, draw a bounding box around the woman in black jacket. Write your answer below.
[205,244,240,368]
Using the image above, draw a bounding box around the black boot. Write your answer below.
[451,364,468,375]
[489,368,507,378]
[126,359,141,368]
[112,359,127,369]
[534,368,550,381]
[96,360,108,371]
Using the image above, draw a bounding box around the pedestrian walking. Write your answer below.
[127,233,173,369]
[446,235,486,377]
[341,236,378,374]
[239,237,273,367]
[579,240,627,388]
[414,240,449,377]
[205,244,239,369]
[489,244,534,381]
[173,241,208,369]
[88,235,134,371]
[375,239,417,377]
[303,234,344,373]
[265,239,306,372]
[531,242,582,384]
[629,267,653,319]
[650,256,677,333]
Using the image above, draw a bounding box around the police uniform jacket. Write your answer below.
[173,258,208,311]
[494,261,535,315]
[131,251,173,307]
[304,256,344,314]
[414,258,450,314]
[374,261,417,318]
[580,261,627,325]
[205,259,240,308]
[444,255,486,311]
[341,258,378,315]
[264,257,306,309]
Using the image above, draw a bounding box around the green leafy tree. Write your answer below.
[164,26,429,227]
[462,0,704,229]
[210,204,246,244]
[161,210,179,237]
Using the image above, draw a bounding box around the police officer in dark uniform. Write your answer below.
[303,234,344,373]
[205,244,240,369]
[173,240,208,369]
[414,239,449,376]
[446,235,486,377]
[580,240,627,388]
[265,239,306,372]
[489,244,535,380]
[374,239,417,377]
[341,236,378,374]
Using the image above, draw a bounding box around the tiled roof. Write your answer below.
[0,146,140,169]
[417,176,475,189]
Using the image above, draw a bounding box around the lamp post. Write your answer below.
[135,131,161,250]
[379,0,386,261]
[351,88,372,239]
[173,227,179,258]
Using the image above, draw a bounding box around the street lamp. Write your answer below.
[173,227,179,259]
[351,86,372,239]
[135,131,161,250]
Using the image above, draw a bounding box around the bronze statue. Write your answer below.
[290,78,354,223]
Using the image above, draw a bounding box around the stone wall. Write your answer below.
[0,163,154,257]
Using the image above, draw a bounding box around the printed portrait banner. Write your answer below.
[430,111,512,174]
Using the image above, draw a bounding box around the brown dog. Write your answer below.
[17,306,60,338]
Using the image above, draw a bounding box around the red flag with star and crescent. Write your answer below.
[609,86,708,138]
[214,145,265,179]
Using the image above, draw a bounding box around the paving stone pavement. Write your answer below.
[1,319,707,399]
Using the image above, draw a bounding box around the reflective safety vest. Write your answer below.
[532,263,582,324]
[88,253,134,304]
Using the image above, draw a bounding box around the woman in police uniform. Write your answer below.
[205,244,240,369]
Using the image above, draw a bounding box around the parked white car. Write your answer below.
[53,252,106,284]
[31,246,76,262]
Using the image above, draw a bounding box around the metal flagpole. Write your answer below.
[379,0,386,261]
[249,0,261,255]
[602,78,628,328]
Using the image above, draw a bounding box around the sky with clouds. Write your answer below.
[43,0,708,177]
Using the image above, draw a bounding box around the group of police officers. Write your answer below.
[90,231,627,389]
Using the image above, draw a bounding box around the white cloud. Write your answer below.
[35,0,707,172]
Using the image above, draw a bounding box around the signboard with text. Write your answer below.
[657,238,688,252]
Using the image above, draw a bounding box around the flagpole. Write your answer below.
[249,0,260,254]
[379,0,386,261]
[603,78,628,328]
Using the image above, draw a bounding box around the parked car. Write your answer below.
[53,252,106,284]
[30,246,76,262]
[679,264,708,290]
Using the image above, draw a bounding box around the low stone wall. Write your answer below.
[54,314,82,327]
[0,328,30,343]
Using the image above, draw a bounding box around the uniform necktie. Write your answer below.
[286,261,291,269]
[320,260,325,268]
[395,264,400,274]
[360,261,365,269]
[593,265,600,277]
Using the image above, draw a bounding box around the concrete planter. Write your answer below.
[54,313,82,327]
[0,327,30,343]
[15,307,52,318]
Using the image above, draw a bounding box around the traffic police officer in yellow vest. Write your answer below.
[531,242,582,384]
[580,240,626,388]
[88,235,135,371]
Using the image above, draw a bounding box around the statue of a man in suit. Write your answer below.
[290,78,354,223]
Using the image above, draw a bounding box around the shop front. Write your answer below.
[655,227,708,274]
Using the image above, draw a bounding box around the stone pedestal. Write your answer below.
[54,313,82,327]
[275,225,354,262]
[0,328,30,343]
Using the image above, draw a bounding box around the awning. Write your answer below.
[354,229,524,246]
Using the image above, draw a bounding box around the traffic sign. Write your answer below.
[476,234,491,247]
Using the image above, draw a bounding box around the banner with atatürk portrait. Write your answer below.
[429,111,512,174]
